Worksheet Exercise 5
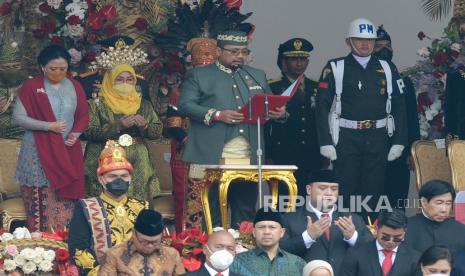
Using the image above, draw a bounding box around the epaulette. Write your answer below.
[79,70,98,78]
[136,74,145,80]
[267,78,281,84]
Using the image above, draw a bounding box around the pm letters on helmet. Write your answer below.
[359,24,374,34]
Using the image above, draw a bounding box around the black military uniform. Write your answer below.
[316,53,407,220]
[75,36,151,102]
[374,26,420,209]
[445,69,465,140]
[266,38,323,195]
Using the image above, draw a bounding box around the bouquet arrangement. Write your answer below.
[0,227,77,275]
[163,228,209,272]
[404,26,465,139]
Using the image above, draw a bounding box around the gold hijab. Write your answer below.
[100,64,141,115]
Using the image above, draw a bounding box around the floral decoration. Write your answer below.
[404,26,465,139]
[0,228,77,275]
[163,227,209,272]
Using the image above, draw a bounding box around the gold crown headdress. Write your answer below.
[89,38,149,70]
[97,140,134,175]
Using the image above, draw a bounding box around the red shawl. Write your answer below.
[18,76,89,199]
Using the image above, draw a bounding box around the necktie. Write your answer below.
[382,249,393,276]
[321,213,331,240]
[215,273,223,276]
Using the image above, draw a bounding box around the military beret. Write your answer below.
[134,209,164,236]
[278,38,313,58]
[217,30,248,47]
[306,169,340,185]
[376,25,391,42]
[253,207,283,226]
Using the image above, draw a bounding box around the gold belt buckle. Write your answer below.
[118,134,134,147]
[360,120,374,129]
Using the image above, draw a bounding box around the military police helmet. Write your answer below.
[347,18,377,39]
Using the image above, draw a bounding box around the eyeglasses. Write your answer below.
[380,234,404,243]
[135,232,162,247]
[220,47,251,56]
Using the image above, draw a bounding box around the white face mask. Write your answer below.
[207,246,234,271]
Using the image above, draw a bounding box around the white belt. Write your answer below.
[339,118,387,130]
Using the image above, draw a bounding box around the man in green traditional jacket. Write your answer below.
[178,30,288,227]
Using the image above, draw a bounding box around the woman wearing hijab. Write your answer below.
[84,47,163,201]
[13,45,89,232]
[303,260,334,276]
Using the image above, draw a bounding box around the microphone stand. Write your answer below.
[239,66,267,208]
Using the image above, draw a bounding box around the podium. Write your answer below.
[200,165,298,234]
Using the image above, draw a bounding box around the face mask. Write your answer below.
[207,246,234,271]
[375,48,393,61]
[106,178,129,197]
[113,83,135,96]
[44,69,66,84]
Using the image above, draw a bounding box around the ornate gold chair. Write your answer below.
[146,141,175,220]
[411,140,452,191]
[0,139,27,231]
[447,140,465,191]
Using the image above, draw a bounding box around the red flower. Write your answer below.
[85,51,96,62]
[104,25,118,37]
[0,229,6,235]
[432,112,444,127]
[38,2,53,14]
[41,19,56,34]
[182,256,202,272]
[192,248,203,255]
[434,69,444,79]
[33,28,46,39]
[87,12,103,30]
[188,228,201,237]
[51,36,62,44]
[238,221,254,234]
[99,4,117,21]
[133,17,149,31]
[67,15,81,26]
[417,31,426,40]
[417,92,433,107]
[178,231,189,240]
[198,234,209,244]
[0,258,3,267]
[55,248,70,262]
[166,59,185,74]
[432,51,448,66]
[224,0,242,9]
[0,2,11,16]
[86,33,97,43]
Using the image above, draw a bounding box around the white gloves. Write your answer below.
[387,145,405,161]
[320,145,337,161]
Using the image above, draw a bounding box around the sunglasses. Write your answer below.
[380,234,404,243]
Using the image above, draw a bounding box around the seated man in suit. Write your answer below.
[185,229,241,276]
[342,208,421,276]
[230,208,306,276]
[280,169,373,275]
[404,180,465,259]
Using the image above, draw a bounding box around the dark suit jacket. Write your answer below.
[280,206,374,276]
[184,264,243,276]
[341,240,421,276]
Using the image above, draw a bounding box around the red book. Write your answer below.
[239,74,304,124]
